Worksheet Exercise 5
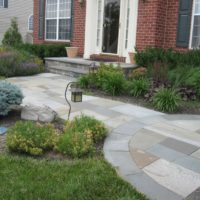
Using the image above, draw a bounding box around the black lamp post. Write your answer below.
[65,82,83,120]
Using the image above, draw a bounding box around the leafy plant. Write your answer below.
[96,64,125,96]
[0,81,23,116]
[57,129,94,158]
[128,67,147,80]
[153,88,181,112]
[2,18,23,46]
[57,115,108,158]
[130,78,150,97]
[78,74,96,89]
[7,121,59,156]
[185,68,200,98]
[16,43,68,60]
[0,47,45,77]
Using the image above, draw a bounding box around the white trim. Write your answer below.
[189,0,195,49]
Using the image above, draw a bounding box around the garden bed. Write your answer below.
[84,89,200,115]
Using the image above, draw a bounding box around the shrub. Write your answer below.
[0,47,45,77]
[78,74,96,89]
[130,78,150,97]
[128,67,147,80]
[7,121,59,156]
[96,64,126,96]
[16,43,68,60]
[185,68,200,98]
[135,48,177,67]
[57,129,94,158]
[2,18,23,47]
[57,115,108,158]
[153,88,181,112]
[0,81,23,116]
[66,115,108,143]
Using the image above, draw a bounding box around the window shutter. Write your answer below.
[4,0,8,8]
[176,0,192,48]
[38,0,45,40]
[70,0,74,40]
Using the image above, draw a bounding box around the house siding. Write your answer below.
[0,0,33,44]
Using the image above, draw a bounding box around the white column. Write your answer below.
[84,0,97,59]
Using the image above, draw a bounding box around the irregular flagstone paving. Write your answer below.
[6,73,200,200]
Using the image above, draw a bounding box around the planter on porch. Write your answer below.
[129,52,136,64]
[66,47,79,58]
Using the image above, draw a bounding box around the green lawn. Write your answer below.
[0,155,147,200]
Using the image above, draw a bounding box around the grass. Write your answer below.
[0,155,147,200]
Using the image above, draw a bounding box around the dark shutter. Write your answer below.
[176,0,192,48]
[70,0,74,40]
[38,0,45,39]
[4,0,8,8]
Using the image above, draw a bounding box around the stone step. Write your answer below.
[45,57,138,78]
[45,57,93,78]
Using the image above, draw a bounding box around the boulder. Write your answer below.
[21,104,56,123]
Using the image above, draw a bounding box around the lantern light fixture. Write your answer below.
[65,82,83,120]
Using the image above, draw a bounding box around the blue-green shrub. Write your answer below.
[0,81,23,115]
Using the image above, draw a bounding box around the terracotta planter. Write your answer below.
[129,52,135,64]
[66,47,79,58]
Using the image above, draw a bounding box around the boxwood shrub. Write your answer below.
[7,121,59,156]
[57,115,108,158]
[16,43,69,60]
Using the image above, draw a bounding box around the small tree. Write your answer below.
[2,18,23,46]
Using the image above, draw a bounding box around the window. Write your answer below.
[0,0,4,7]
[125,0,130,49]
[191,0,200,48]
[28,15,34,31]
[45,0,71,41]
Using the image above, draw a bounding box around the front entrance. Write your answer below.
[84,0,139,63]
[102,0,120,54]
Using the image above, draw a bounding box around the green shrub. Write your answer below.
[135,47,200,68]
[78,74,96,89]
[7,121,58,156]
[96,64,125,96]
[185,68,200,98]
[135,48,177,67]
[128,67,147,80]
[57,129,94,158]
[2,18,22,47]
[0,47,45,77]
[0,81,23,116]
[16,43,68,60]
[153,88,181,112]
[130,78,150,97]
[57,115,108,158]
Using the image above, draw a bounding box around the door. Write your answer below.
[102,0,120,54]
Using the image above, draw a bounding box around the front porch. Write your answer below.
[45,57,137,77]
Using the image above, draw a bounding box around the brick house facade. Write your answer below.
[33,0,196,63]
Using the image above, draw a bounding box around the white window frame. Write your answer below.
[0,0,4,8]
[190,0,200,49]
[28,14,34,32]
[45,0,71,42]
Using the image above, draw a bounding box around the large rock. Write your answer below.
[21,104,56,123]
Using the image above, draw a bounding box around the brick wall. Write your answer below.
[33,0,86,55]
[70,1,86,55]
[136,0,191,52]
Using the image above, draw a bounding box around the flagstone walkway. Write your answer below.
[7,73,200,200]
